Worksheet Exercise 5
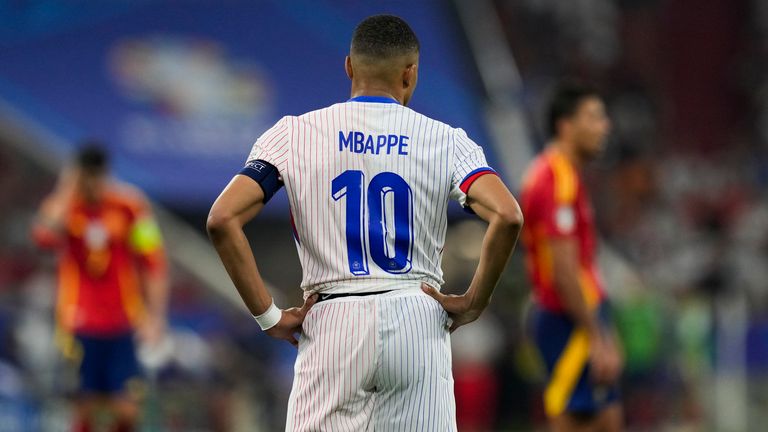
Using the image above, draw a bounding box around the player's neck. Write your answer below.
[350,82,403,104]
[550,140,585,169]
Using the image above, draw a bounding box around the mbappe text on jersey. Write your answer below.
[338,130,409,156]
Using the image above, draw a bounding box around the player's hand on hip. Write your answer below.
[265,294,318,347]
[421,283,483,333]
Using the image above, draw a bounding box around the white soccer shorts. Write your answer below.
[285,288,457,431]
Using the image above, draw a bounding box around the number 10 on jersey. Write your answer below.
[332,170,413,276]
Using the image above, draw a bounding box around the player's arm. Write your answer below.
[423,174,523,331]
[549,239,601,336]
[31,167,78,248]
[139,265,169,344]
[207,175,269,313]
[206,174,316,346]
[129,198,170,345]
[550,239,621,384]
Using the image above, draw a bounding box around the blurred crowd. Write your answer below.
[489,0,768,429]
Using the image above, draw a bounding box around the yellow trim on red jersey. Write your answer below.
[548,149,578,205]
[578,268,601,311]
[56,255,80,331]
[533,224,554,287]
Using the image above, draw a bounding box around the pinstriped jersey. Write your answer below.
[244,96,495,294]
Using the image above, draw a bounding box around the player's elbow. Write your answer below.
[496,201,524,231]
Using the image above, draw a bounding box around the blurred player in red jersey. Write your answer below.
[31,142,169,432]
[521,84,624,432]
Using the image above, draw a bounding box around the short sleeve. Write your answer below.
[245,116,290,173]
[449,128,498,208]
[537,166,578,238]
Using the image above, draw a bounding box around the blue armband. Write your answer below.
[238,160,283,203]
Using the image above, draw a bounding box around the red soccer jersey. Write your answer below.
[33,183,165,336]
[520,148,604,313]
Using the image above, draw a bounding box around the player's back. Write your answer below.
[247,96,493,294]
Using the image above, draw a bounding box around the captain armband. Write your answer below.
[238,159,284,203]
[129,217,163,254]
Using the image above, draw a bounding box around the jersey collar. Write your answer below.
[347,95,400,104]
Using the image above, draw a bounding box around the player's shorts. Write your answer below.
[533,302,620,418]
[286,287,457,432]
[76,331,141,395]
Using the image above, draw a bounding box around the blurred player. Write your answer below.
[32,143,169,432]
[521,83,623,431]
[207,14,523,431]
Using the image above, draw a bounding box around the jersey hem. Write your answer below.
[302,277,442,297]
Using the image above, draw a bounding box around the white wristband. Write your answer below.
[253,301,282,331]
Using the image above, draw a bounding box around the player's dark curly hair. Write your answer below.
[351,15,419,60]
[76,139,109,173]
[547,82,601,137]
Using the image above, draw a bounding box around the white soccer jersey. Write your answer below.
[244,95,495,294]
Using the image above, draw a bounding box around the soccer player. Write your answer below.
[520,83,623,431]
[32,143,169,432]
[207,14,523,431]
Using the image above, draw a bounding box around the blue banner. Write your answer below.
[0,0,493,213]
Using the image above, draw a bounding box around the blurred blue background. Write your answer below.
[1,0,767,431]
[0,0,491,210]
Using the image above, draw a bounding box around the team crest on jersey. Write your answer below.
[555,206,576,233]
[85,221,109,251]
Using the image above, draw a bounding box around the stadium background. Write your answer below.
[1,0,767,430]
